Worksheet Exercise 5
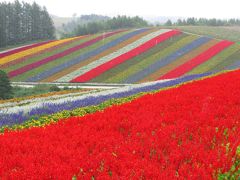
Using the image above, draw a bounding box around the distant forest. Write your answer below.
[0,1,55,48]
[60,14,110,33]
[164,17,240,26]
[60,15,149,38]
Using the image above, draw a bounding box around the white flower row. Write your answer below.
[55,29,171,82]
[0,90,100,111]
[0,79,171,115]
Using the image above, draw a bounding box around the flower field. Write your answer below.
[0,69,239,179]
[1,28,240,83]
[0,72,213,129]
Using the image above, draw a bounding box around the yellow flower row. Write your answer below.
[0,36,85,65]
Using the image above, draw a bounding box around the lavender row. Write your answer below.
[124,37,211,83]
[0,72,213,127]
[27,28,149,82]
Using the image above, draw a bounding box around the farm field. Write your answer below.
[2,0,240,178]
[169,25,240,42]
[1,28,240,83]
[0,69,239,178]
[1,26,240,179]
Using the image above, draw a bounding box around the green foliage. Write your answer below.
[0,0,55,48]
[62,15,149,38]
[12,84,63,98]
[218,146,240,180]
[63,86,70,90]
[59,14,110,36]
[173,17,240,26]
[0,70,13,99]
[49,85,61,92]
[164,19,173,26]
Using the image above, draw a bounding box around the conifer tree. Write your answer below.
[0,70,13,100]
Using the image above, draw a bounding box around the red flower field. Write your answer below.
[0,70,240,179]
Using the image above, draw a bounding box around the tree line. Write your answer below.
[61,14,110,34]
[164,17,240,26]
[0,0,55,48]
[61,15,149,38]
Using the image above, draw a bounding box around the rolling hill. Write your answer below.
[1,27,240,84]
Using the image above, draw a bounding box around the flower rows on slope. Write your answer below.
[0,69,239,179]
[70,30,180,83]
[0,36,83,65]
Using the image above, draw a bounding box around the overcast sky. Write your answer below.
[1,0,240,19]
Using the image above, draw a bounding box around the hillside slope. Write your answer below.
[0,28,240,83]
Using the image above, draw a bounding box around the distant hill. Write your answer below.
[1,28,240,84]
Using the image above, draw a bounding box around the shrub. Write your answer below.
[0,70,13,99]
[49,85,61,92]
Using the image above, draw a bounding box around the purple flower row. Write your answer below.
[27,28,149,82]
[124,37,211,83]
[0,72,212,127]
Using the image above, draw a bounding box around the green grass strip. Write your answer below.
[105,35,198,83]
[12,31,131,81]
[4,35,99,72]
[188,43,240,74]
[209,49,240,72]
[90,33,187,83]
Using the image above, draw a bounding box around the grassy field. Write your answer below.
[163,26,240,42]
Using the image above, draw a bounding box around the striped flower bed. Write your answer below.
[57,29,173,82]
[0,40,53,58]
[188,43,240,74]
[104,35,197,83]
[124,37,211,83]
[71,30,181,83]
[159,40,234,79]
[0,38,83,65]
[2,28,240,84]
[42,29,156,82]
[140,39,219,82]
[26,28,151,82]
[0,36,86,69]
[8,31,124,78]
